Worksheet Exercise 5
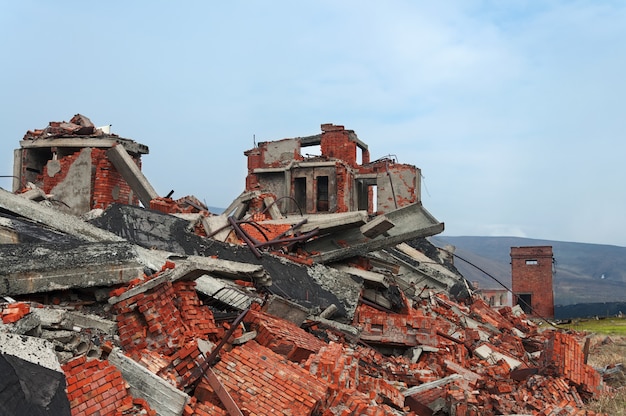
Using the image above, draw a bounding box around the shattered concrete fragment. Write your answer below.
[262,294,310,325]
[0,332,61,371]
[195,275,260,310]
[108,347,189,416]
[0,333,70,416]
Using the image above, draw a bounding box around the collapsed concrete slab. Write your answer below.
[0,210,83,245]
[303,202,444,263]
[0,188,124,243]
[0,333,70,416]
[91,203,363,319]
[0,241,144,296]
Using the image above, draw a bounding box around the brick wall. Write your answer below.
[62,355,155,416]
[511,246,555,319]
[212,340,328,415]
[41,151,80,192]
[320,124,358,166]
[91,148,139,209]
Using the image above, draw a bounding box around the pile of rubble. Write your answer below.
[0,117,613,415]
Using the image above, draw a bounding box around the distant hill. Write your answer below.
[429,236,626,306]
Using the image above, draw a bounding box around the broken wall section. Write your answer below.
[14,114,149,215]
[244,123,421,215]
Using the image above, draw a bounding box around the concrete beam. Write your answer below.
[20,137,149,155]
[108,347,188,416]
[106,145,159,207]
[0,188,124,243]
[262,295,310,326]
[0,241,143,296]
[65,311,116,335]
[330,264,390,288]
[305,202,444,263]
[202,214,231,241]
[185,255,271,285]
[362,289,393,309]
[258,211,368,235]
[403,373,463,397]
[263,196,284,220]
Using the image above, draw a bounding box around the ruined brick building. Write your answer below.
[511,245,555,319]
[12,114,155,216]
[0,116,610,416]
[244,123,420,215]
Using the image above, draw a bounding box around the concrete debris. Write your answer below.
[1,241,144,296]
[0,118,610,415]
[0,333,71,415]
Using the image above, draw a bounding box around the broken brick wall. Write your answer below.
[91,148,139,210]
[511,246,555,319]
[18,146,140,214]
[371,163,420,212]
[320,123,359,166]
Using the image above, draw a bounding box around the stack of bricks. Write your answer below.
[349,291,607,414]
[172,281,221,338]
[167,339,208,389]
[1,301,30,324]
[150,194,208,214]
[211,340,328,415]
[62,355,155,416]
[149,197,187,214]
[91,148,138,209]
[542,330,604,397]
[469,297,516,332]
[244,308,326,362]
[304,342,407,414]
[334,164,350,213]
[183,397,227,416]
[354,295,451,347]
[114,280,187,356]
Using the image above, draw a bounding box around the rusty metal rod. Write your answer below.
[253,228,319,249]
[204,307,250,366]
[228,216,262,258]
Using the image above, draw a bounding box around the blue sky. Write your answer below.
[2,1,625,246]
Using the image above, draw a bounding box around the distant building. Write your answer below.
[510,246,555,319]
[472,281,511,308]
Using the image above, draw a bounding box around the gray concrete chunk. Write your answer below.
[108,347,188,416]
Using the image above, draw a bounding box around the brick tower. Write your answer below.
[510,246,555,319]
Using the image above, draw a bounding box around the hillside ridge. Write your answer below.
[430,235,626,306]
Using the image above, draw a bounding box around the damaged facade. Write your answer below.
[244,123,419,215]
[0,116,616,415]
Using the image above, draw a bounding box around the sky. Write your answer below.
[2,1,625,247]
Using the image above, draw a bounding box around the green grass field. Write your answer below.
[557,316,626,335]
